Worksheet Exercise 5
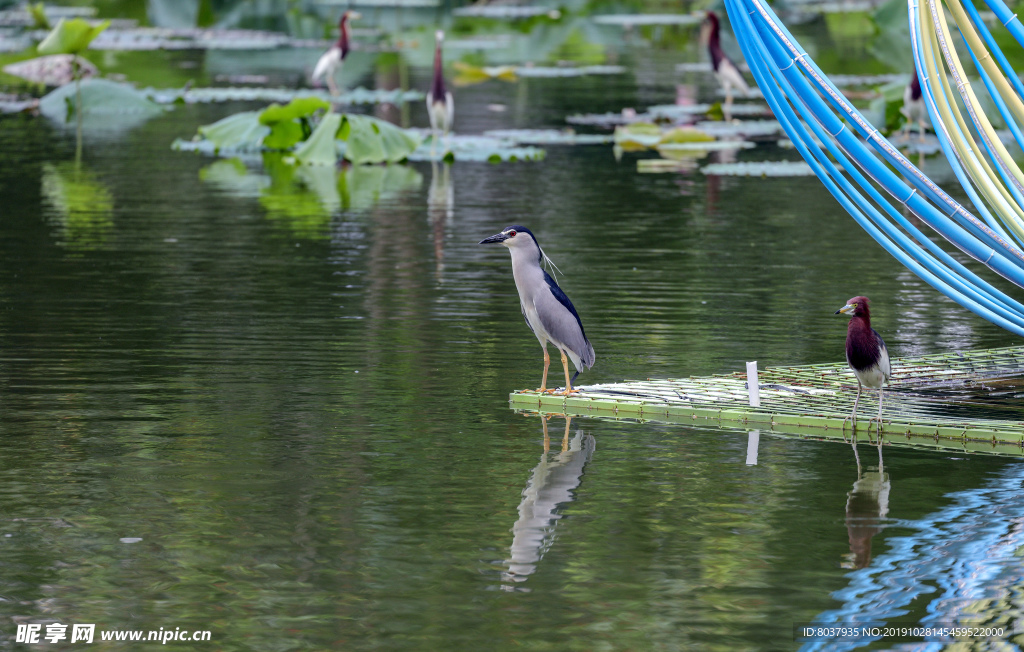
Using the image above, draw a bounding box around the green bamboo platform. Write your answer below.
[510,345,1024,456]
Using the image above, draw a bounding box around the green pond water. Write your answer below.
[2,15,1024,652]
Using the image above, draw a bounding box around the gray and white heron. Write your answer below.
[479,226,595,395]
[836,296,892,441]
[427,30,454,152]
[311,11,359,96]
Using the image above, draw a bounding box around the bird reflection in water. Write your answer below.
[502,416,595,586]
[842,441,891,570]
[428,161,453,280]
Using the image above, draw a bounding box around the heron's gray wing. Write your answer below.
[535,271,595,369]
[521,302,535,334]
[873,329,892,382]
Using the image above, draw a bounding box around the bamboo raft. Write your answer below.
[510,346,1024,456]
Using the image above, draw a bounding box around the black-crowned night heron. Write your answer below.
[427,30,454,151]
[901,65,929,142]
[700,12,751,112]
[836,296,892,441]
[311,11,359,96]
[480,226,595,395]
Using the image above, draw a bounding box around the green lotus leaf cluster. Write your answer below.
[175,107,425,165]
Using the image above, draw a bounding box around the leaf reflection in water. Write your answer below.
[198,156,422,238]
[40,162,114,250]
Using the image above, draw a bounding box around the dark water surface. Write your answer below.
[2,42,1024,651]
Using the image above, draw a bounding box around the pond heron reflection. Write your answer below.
[480,226,595,395]
[836,296,892,442]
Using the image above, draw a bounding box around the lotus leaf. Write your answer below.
[196,111,270,153]
[452,62,518,86]
[659,128,715,144]
[259,97,330,150]
[657,141,755,160]
[338,114,421,165]
[28,3,49,29]
[259,97,330,125]
[39,78,165,130]
[294,113,342,166]
[614,123,714,151]
[37,18,110,56]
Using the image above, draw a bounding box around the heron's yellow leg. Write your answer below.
[560,351,580,396]
[537,348,552,393]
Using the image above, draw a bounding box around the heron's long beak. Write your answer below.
[835,303,855,315]
[479,232,508,244]
[349,11,362,19]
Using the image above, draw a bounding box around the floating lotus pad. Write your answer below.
[406,134,545,162]
[566,111,646,127]
[445,35,514,50]
[0,5,94,27]
[145,86,424,105]
[648,103,771,119]
[453,5,556,18]
[884,133,941,155]
[2,54,98,86]
[615,123,715,151]
[793,1,876,13]
[693,120,783,138]
[482,129,613,145]
[658,140,756,153]
[827,73,905,87]
[637,158,699,173]
[515,65,626,77]
[592,13,703,26]
[676,62,713,73]
[701,161,817,176]
[39,78,166,131]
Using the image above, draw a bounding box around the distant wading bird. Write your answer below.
[427,30,454,153]
[700,11,751,114]
[836,296,892,441]
[312,11,359,96]
[479,226,595,395]
[901,65,929,141]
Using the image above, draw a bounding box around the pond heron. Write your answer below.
[480,226,595,395]
[836,296,891,442]
[312,11,359,96]
[427,30,454,153]
[700,12,751,112]
[901,65,929,141]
